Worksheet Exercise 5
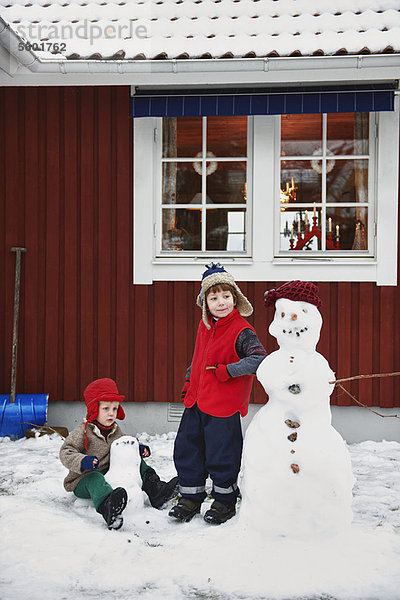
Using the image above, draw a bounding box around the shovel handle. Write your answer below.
[10,247,27,404]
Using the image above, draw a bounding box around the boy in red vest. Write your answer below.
[169,263,267,525]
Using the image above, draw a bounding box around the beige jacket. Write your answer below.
[59,420,124,492]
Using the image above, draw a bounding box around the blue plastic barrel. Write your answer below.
[0,394,48,439]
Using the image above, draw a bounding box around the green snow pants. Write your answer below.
[73,460,150,511]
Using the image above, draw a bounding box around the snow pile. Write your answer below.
[0,431,399,600]
[239,297,355,538]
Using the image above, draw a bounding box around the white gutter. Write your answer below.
[0,16,39,73]
[1,15,400,86]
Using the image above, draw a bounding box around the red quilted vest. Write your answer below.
[184,308,255,417]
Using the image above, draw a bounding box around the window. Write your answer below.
[278,113,372,256]
[159,116,250,255]
[133,108,398,285]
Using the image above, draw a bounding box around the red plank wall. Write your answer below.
[0,86,399,408]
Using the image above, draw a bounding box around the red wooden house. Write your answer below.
[0,1,399,441]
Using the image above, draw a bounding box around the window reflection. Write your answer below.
[327,113,369,155]
[162,117,202,158]
[281,114,322,156]
[162,208,201,251]
[281,161,322,205]
[326,159,368,204]
[207,162,247,204]
[206,209,246,251]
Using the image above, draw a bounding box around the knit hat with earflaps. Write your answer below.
[197,263,253,329]
[264,280,322,309]
[83,378,126,449]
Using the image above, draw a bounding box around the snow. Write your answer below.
[1,430,400,600]
[1,0,400,60]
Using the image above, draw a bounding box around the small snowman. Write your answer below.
[239,281,354,538]
[105,436,145,517]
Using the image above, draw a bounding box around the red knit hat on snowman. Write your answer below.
[83,378,125,449]
[264,280,322,309]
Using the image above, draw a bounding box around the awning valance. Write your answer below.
[130,84,395,117]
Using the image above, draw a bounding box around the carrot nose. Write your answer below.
[291,313,297,321]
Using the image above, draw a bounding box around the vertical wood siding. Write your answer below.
[0,86,399,408]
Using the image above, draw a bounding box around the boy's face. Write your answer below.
[97,401,119,427]
[206,287,236,319]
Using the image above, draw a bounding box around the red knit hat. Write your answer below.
[84,378,126,423]
[264,280,322,309]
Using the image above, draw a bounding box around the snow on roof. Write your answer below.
[1,0,400,61]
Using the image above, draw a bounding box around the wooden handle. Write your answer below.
[10,247,27,403]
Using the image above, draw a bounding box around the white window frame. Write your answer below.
[133,104,399,285]
[275,113,375,258]
[156,116,253,258]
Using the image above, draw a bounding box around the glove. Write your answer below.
[81,455,99,471]
[181,379,190,400]
[214,363,230,383]
[139,443,151,458]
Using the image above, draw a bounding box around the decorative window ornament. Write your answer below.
[310,148,335,174]
[192,151,218,176]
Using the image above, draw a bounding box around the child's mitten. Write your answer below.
[81,455,99,471]
[214,363,230,382]
[181,379,190,400]
[139,444,151,458]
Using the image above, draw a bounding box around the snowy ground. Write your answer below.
[0,431,399,600]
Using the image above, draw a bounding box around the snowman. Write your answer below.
[239,281,354,538]
[105,436,145,517]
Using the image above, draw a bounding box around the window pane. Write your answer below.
[207,116,247,157]
[206,208,246,251]
[206,161,247,204]
[281,114,322,157]
[162,208,201,251]
[281,160,321,206]
[162,117,202,158]
[326,207,368,251]
[327,113,369,155]
[162,162,201,204]
[326,159,368,203]
[280,207,321,251]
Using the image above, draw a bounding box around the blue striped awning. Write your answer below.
[130,85,395,117]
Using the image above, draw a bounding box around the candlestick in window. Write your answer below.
[290,224,294,249]
[336,225,340,240]
[305,210,309,230]
[298,216,301,233]
[328,217,332,233]
[313,204,316,217]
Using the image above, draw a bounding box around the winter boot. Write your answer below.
[203,500,236,525]
[141,467,179,509]
[168,497,202,522]
[98,487,128,530]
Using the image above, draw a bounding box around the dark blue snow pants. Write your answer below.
[173,404,243,504]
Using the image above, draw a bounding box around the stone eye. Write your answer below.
[281,312,285,318]
[302,308,308,313]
